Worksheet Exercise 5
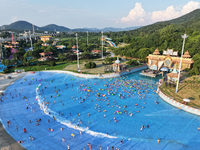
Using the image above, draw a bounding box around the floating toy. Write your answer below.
[71,133,75,138]
[115,110,122,114]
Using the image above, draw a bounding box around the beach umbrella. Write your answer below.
[183,99,190,102]
[160,67,168,72]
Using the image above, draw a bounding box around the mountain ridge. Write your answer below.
[1,9,199,33]
[0,21,141,32]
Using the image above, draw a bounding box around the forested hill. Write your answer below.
[111,9,200,75]
[124,9,200,36]
[169,9,200,25]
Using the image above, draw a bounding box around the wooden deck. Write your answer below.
[140,72,157,77]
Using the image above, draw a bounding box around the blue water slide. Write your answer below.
[110,41,117,48]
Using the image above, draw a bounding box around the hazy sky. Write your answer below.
[0,0,199,28]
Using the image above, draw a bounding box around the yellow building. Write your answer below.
[40,36,52,42]
[146,48,194,72]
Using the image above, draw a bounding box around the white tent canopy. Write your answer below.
[183,99,190,102]
[160,67,168,72]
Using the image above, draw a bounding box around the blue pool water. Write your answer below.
[1,71,200,150]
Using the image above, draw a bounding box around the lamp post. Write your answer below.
[101,31,104,59]
[76,33,80,71]
[175,33,188,93]
[24,31,28,43]
[29,31,33,50]
[32,24,35,35]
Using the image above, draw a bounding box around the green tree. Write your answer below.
[13,48,26,62]
[23,51,33,66]
[0,31,11,38]
[1,59,12,67]
[44,46,58,56]
[81,51,92,60]
[58,53,66,61]
[189,54,200,75]
[126,59,139,66]
[85,61,96,69]
[104,57,116,64]
[136,48,151,61]
[123,35,130,43]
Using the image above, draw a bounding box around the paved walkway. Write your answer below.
[0,72,29,91]
[0,122,25,150]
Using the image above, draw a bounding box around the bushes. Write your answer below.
[104,57,120,65]
[37,61,44,66]
[48,61,56,66]
[138,59,147,63]
[126,59,139,66]
[36,61,56,67]
[3,68,10,73]
[85,61,96,69]
[184,68,190,72]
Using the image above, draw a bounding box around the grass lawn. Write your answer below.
[12,62,77,72]
[63,59,105,74]
[160,75,200,108]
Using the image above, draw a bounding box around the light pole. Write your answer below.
[101,31,104,59]
[32,24,35,35]
[29,31,33,50]
[76,33,80,71]
[24,31,28,43]
[175,33,188,93]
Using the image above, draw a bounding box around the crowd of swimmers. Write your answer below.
[1,73,165,149]
[34,75,160,147]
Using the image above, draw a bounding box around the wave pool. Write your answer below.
[1,71,200,150]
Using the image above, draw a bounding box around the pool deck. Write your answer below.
[45,64,148,79]
[140,72,156,78]
[0,72,29,150]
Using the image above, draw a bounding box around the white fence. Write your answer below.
[157,88,200,116]
[43,65,147,79]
